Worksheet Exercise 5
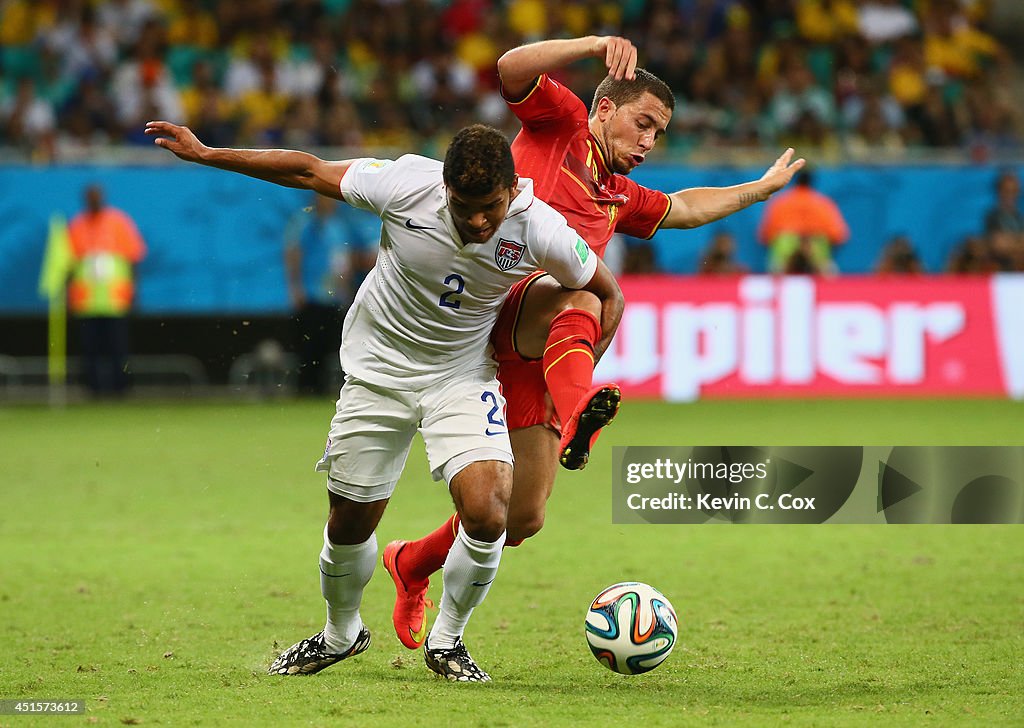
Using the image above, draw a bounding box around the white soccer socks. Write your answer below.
[320,526,377,653]
[427,524,506,650]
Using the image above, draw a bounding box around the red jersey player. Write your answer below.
[385,36,805,652]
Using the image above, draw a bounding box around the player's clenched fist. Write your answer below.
[594,36,637,81]
[145,121,207,162]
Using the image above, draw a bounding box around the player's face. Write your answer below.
[596,92,671,175]
[447,181,518,245]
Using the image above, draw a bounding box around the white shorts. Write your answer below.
[315,373,514,502]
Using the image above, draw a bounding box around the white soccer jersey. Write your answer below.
[338,154,598,390]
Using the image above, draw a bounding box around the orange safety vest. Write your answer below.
[757,187,850,246]
[68,207,146,316]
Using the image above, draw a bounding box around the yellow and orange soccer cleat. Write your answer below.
[382,540,434,650]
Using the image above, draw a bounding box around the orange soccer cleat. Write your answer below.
[382,540,434,650]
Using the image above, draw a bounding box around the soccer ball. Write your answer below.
[584,582,678,675]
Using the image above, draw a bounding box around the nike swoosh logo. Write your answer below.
[485,428,506,437]
[404,219,435,230]
[471,579,494,587]
[319,567,351,578]
[409,621,428,645]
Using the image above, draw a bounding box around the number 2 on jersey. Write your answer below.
[481,391,506,429]
[438,273,464,309]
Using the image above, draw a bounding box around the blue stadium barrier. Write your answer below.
[0,165,380,315]
[0,163,1019,314]
[630,164,1021,276]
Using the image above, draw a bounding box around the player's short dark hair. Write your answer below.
[589,68,675,118]
[443,124,515,196]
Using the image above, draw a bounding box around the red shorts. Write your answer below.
[492,271,560,433]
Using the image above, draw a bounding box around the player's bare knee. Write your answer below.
[326,514,373,545]
[459,487,510,542]
[326,491,385,545]
[460,509,508,543]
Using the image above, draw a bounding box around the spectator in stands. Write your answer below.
[179,59,233,147]
[782,109,842,162]
[700,230,748,274]
[320,98,365,148]
[795,0,859,45]
[288,30,339,98]
[279,0,328,46]
[876,234,924,274]
[233,56,289,145]
[0,76,56,160]
[48,5,118,84]
[97,0,159,54]
[845,94,907,160]
[705,6,760,93]
[758,169,848,273]
[841,76,905,139]
[281,95,322,147]
[769,57,836,139]
[964,89,1021,162]
[623,240,659,275]
[111,19,183,142]
[783,237,826,275]
[724,89,773,148]
[223,32,287,101]
[68,183,147,397]
[857,0,919,45]
[833,34,874,113]
[55,74,117,159]
[645,37,698,106]
[450,4,506,88]
[948,235,999,274]
[888,36,929,112]
[284,194,369,397]
[0,0,38,51]
[506,0,549,41]
[0,0,1020,161]
[166,0,219,51]
[671,66,730,145]
[922,0,1005,81]
[35,44,78,112]
[410,45,478,139]
[913,82,964,148]
[984,169,1024,271]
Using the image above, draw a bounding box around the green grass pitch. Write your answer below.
[2,398,1022,726]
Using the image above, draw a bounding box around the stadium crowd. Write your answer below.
[0,0,1019,164]
[2,0,1021,274]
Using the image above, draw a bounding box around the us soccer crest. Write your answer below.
[495,238,525,271]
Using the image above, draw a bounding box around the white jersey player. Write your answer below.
[145,121,624,682]
[337,153,597,389]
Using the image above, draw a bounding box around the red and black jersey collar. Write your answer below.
[587,131,613,179]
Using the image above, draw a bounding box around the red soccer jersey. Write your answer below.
[503,74,671,258]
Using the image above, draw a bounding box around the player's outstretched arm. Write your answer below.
[497,36,637,99]
[661,149,806,230]
[144,121,353,200]
[581,257,624,361]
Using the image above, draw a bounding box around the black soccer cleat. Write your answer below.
[268,626,371,676]
[558,384,621,471]
[423,638,491,682]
